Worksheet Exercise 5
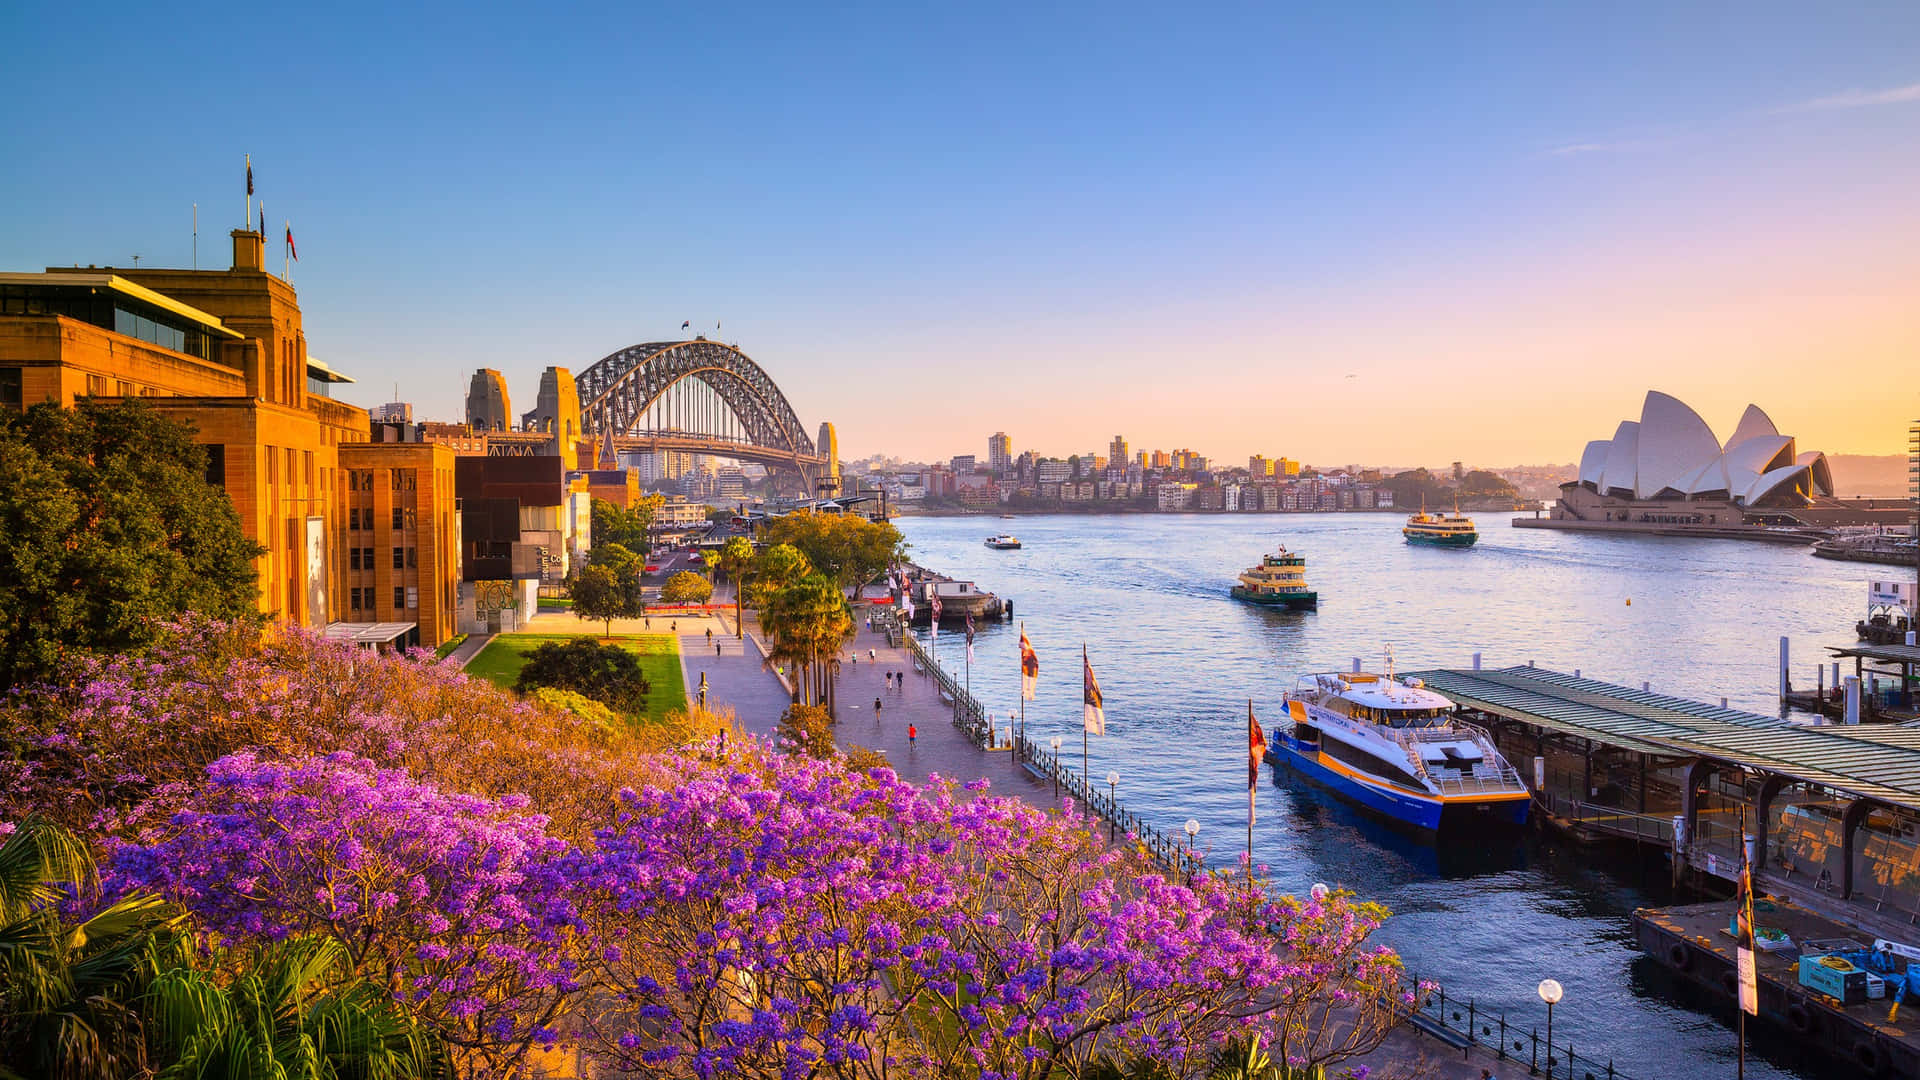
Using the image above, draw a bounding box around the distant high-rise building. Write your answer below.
[1136,451,1149,469]
[371,402,414,424]
[1249,455,1272,477]
[988,432,1013,474]
[1151,449,1171,470]
[1452,461,1465,481]
[1277,457,1300,477]
[1110,435,1128,466]
[466,369,512,432]
[950,454,977,474]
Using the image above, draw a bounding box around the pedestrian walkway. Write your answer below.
[444,632,492,668]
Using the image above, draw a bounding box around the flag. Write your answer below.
[260,207,266,238]
[929,589,942,638]
[1736,839,1758,1016]
[681,320,691,329]
[1249,702,1267,825]
[1082,646,1105,735]
[1019,625,1039,700]
[966,614,975,664]
[246,154,253,196]
[285,223,297,261]
[1248,702,1266,790]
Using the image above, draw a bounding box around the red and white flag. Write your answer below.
[1019,624,1038,700]
[1249,702,1267,824]
[1082,646,1105,735]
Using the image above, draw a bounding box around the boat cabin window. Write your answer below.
[1322,738,1426,792]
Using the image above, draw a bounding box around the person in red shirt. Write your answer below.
[907,724,917,745]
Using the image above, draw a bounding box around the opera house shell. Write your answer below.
[1557,392,1832,523]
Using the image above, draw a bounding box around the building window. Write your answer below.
[394,586,406,610]
[392,547,404,570]
[392,507,405,531]
[362,546,373,568]
[348,471,359,492]
[349,587,362,611]
[350,547,361,571]
[0,368,20,414]
[347,508,360,531]
[204,444,225,488]
[86,374,109,396]
[406,547,417,569]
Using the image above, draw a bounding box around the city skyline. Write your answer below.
[3,3,1917,464]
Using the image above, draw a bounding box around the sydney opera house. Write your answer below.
[1552,392,1834,526]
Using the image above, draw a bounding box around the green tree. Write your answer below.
[743,543,812,607]
[714,536,756,638]
[758,512,905,599]
[0,401,265,690]
[568,562,643,636]
[514,637,651,715]
[660,570,714,605]
[590,495,665,555]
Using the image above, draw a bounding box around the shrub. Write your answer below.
[513,637,651,715]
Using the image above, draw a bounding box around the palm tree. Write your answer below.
[761,574,853,713]
[144,936,440,1080]
[0,816,183,1080]
[714,536,755,638]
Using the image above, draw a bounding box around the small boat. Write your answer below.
[1271,669,1529,831]
[1230,546,1317,610]
[1403,506,1478,547]
[985,534,1023,550]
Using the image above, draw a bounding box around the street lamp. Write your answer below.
[1107,771,1120,840]
[1538,978,1564,1079]
[1184,818,1201,885]
[1049,736,1063,797]
[1310,882,1329,902]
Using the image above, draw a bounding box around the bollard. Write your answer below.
[1845,675,1861,725]
[1499,1015,1508,1059]
[1472,651,1482,671]
[1352,656,1362,673]
[1642,681,1650,693]
[1574,668,1580,679]
[1778,636,1790,702]
[1531,1028,1539,1075]
[1720,697,1728,709]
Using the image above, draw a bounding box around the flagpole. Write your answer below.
[192,203,197,269]
[284,220,290,281]
[1018,620,1026,754]
[245,154,251,231]
[1738,803,1747,1080]
[1082,644,1089,780]
[1248,698,1255,871]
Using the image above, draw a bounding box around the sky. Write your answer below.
[2,1,1917,468]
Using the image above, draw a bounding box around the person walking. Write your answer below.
[869,647,876,662]
[908,724,917,746]
[874,696,883,716]
[706,627,713,644]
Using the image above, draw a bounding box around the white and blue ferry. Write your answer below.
[1273,671,1530,832]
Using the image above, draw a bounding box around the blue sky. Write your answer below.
[3,2,1917,465]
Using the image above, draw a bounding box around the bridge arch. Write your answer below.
[575,340,820,470]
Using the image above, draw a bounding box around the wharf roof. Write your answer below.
[1827,643,1920,665]
[1401,665,1920,812]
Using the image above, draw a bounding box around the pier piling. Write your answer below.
[1845,674,1861,724]
[1779,636,1790,703]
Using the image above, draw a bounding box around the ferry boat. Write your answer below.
[1230,546,1317,610]
[1403,509,1478,547]
[985,534,1022,550]
[1272,671,1529,831]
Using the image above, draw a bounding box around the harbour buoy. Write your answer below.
[1626,598,1632,606]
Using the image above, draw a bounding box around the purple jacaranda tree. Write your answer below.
[109,751,589,1077]
[568,744,1413,1080]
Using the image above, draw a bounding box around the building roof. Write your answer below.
[1402,664,1920,811]
[306,355,355,384]
[1571,392,1831,504]
[322,621,416,644]
[0,271,243,339]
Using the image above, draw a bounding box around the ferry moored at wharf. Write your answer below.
[1270,671,1529,832]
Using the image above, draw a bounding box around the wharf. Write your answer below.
[893,560,1010,624]
[1509,517,1823,543]
[1633,897,1918,1076]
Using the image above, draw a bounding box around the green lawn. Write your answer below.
[466,633,686,726]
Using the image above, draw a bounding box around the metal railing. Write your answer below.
[1532,790,1678,847]
[1408,975,1641,1080]
[905,629,1202,880]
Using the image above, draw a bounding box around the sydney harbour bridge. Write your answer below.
[481,339,838,495]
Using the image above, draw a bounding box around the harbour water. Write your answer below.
[898,512,1869,1079]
